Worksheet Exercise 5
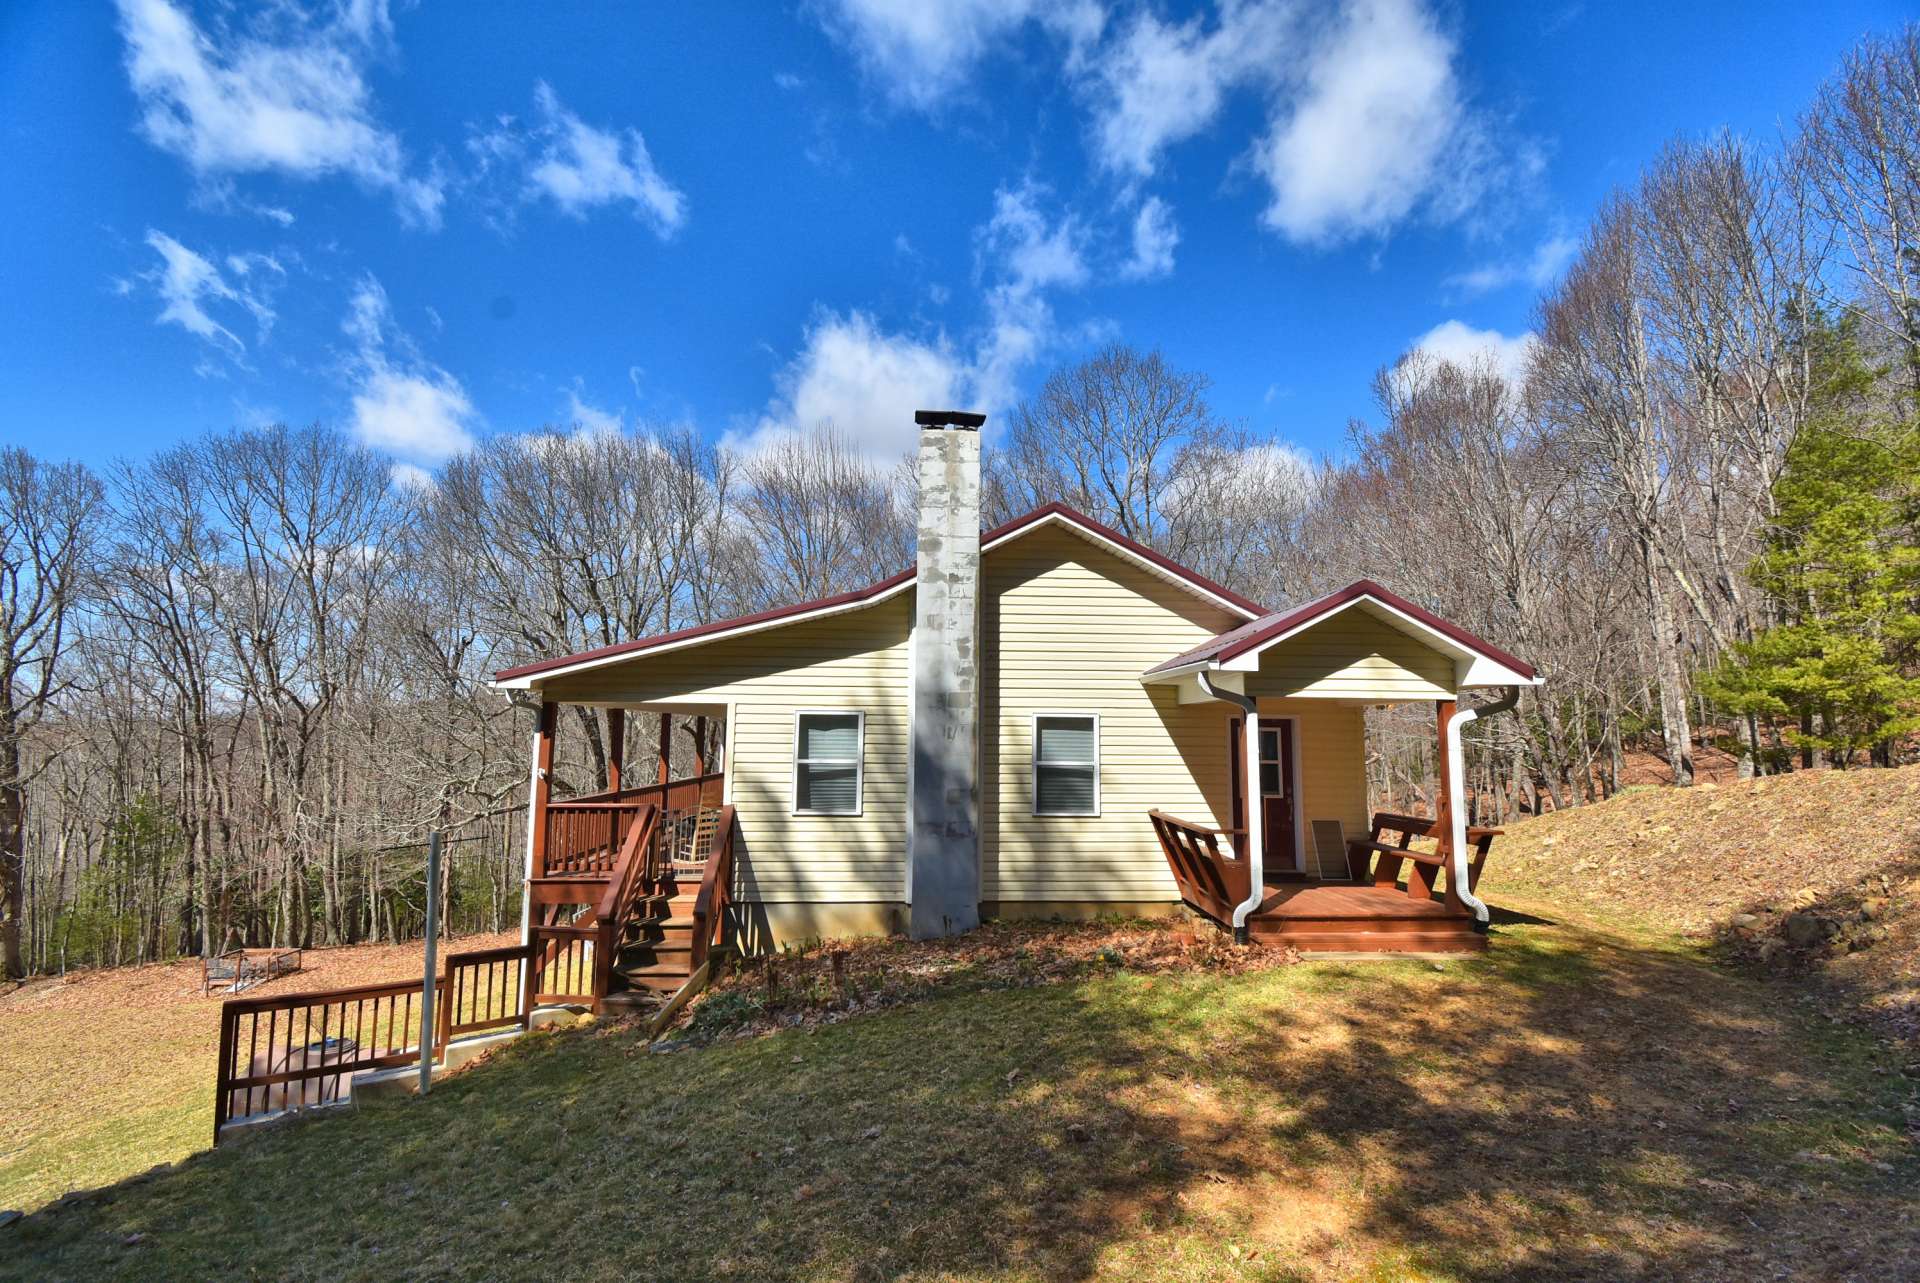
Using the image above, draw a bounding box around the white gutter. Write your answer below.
[1445,688,1521,929]
[1198,671,1264,943]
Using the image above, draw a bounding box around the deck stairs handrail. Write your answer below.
[688,805,737,974]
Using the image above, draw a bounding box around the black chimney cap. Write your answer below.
[914,409,985,430]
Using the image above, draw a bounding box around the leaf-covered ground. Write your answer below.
[5,906,1917,1282]
[0,931,513,1216]
[1483,763,1920,1048]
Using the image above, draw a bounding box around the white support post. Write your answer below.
[419,829,441,1095]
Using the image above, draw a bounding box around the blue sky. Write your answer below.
[1,1,1907,477]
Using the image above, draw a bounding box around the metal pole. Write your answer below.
[419,830,441,1096]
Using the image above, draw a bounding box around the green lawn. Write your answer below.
[5,905,1916,1282]
[0,932,514,1220]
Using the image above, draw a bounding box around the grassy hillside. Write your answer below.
[1484,763,1920,1046]
[5,911,1917,1281]
[0,932,515,1216]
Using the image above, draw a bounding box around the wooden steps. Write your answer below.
[608,878,702,995]
[1232,880,1487,955]
[1247,925,1487,954]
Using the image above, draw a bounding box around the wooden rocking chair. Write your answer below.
[667,806,721,881]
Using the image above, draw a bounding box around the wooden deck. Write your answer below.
[1245,881,1485,954]
[1150,810,1490,956]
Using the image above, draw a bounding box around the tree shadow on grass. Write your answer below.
[8,914,1918,1282]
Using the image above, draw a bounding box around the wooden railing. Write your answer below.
[540,771,724,877]
[689,805,737,973]
[1346,811,1502,911]
[438,944,531,1044]
[525,804,661,1012]
[1149,810,1253,927]
[591,805,661,1004]
[214,975,444,1144]
[542,800,647,877]
[526,924,598,1007]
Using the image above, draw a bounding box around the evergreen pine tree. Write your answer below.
[1700,317,1920,765]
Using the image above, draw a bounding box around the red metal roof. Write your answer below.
[1143,579,1538,680]
[493,501,1265,684]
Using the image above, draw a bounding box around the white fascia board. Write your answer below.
[982,512,1260,621]
[490,577,917,691]
[1141,658,1217,685]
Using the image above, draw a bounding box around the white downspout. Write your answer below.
[518,721,543,948]
[1445,688,1520,930]
[1198,671,1263,943]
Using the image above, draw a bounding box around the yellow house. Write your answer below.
[491,415,1538,1005]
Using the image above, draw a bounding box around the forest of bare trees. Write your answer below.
[4,27,1917,978]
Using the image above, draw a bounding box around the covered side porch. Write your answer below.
[1141,581,1538,955]
[520,701,733,1007]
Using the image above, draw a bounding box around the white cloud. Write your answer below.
[389,461,437,491]
[819,0,1530,247]
[1086,2,1294,181]
[813,0,1105,109]
[1445,232,1579,296]
[138,230,276,356]
[113,0,443,227]
[1251,0,1479,244]
[472,82,685,234]
[342,276,476,461]
[1410,319,1537,385]
[745,184,1095,461]
[972,182,1090,411]
[743,310,967,460]
[1120,196,1179,279]
[565,386,624,435]
[976,182,1088,293]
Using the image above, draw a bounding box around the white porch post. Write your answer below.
[518,700,556,946]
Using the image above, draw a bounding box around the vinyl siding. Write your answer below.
[1242,604,1455,700]
[534,594,911,903]
[981,524,1242,901]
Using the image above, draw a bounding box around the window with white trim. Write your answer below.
[794,711,863,815]
[1033,714,1099,816]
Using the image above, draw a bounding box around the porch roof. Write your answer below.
[1142,579,1539,687]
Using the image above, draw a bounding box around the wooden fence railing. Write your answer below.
[1149,810,1253,927]
[216,941,553,1144]
[525,924,599,1007]
[438,944,531,1044]
[214,975,445,1144]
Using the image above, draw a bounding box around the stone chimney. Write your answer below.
[907,409,984,939]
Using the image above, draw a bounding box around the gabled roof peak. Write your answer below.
[493,500,1264,688]
[1144,580,1538,683]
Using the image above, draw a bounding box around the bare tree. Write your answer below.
[1532,198,1700,785]
[730,424,910,607]
[1,448,103,978]
[987,343,1230,546]
[1798,23,1920,393]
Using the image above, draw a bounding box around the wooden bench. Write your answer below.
[1345,811,1501,909]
